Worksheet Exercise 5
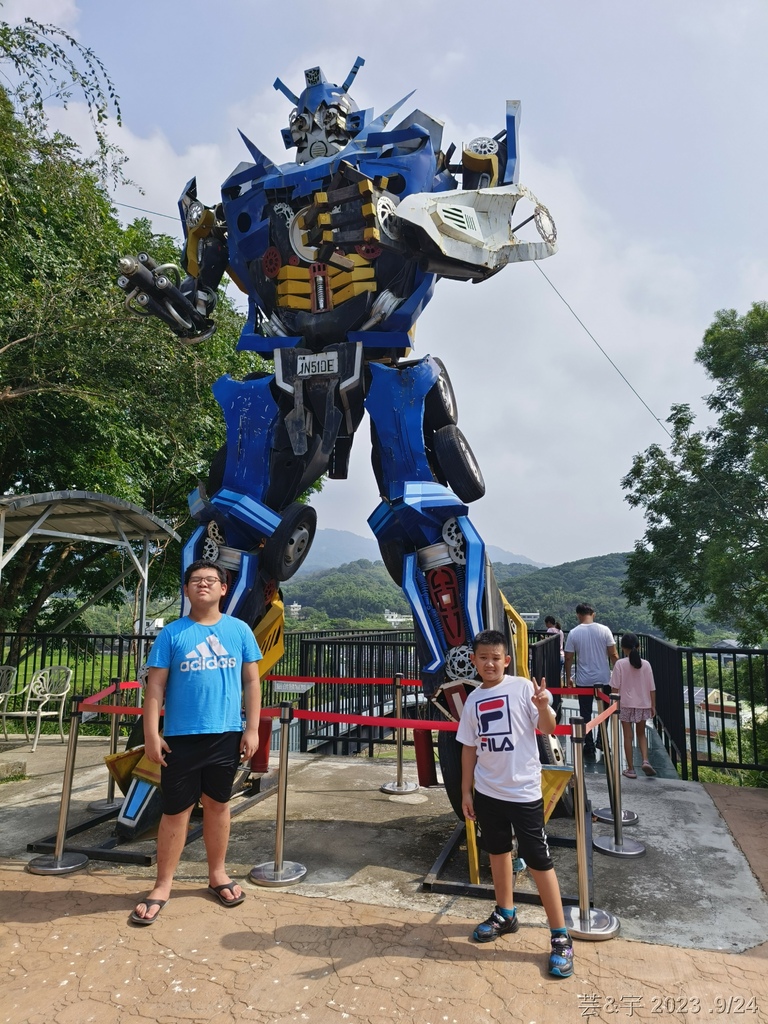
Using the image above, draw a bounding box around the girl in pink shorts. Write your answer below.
[610,633,657,778]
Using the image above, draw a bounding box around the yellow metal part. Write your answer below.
[462,147,499,187]
[276,278,312,297]
[332,280,377,304]
[541,766,573,824]
[465,817,480,884]
[185,207,216,277]
[326,252,371,273]
[329,266,375,289]
[277,265,310,281]
[502,594,529,679]
[255,598,285,677]
[277,292,312,311]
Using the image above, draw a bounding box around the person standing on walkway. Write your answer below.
[544,615,565,721]
[563,603,617,759]
[459,629,574,978]
[130,560,262,925]
[610,632,657,778]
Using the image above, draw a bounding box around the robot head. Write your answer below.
[275,58,368,164]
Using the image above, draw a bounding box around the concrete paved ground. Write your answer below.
[1,734,767,1023]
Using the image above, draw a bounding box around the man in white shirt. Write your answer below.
[564,603,617,759]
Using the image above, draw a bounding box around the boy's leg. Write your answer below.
[488,851,514,909]
[201,793,243,901]
[528,866,566,930]
[133,804,195,920]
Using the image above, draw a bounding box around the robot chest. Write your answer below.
[262,250,378,314]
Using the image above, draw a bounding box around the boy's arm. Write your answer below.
[461,743,478,820]
[240,660,262,759]
[144,667,171,764]
[531,677,557,735]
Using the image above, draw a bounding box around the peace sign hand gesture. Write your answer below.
[531,677,551,710]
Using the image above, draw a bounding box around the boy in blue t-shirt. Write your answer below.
[458,629,574,978]
[130,560,262,925]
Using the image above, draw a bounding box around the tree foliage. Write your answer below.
[0,9,124,184]
[622,302,768,645]
[0,87,264,631]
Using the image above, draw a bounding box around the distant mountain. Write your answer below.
[298,529,546,575]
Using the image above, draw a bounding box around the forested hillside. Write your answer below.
[494,553,659,633]
[282,552,727,639]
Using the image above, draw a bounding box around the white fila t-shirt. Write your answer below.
[456,675,542,803]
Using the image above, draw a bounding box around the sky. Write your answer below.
[4,0,767,566]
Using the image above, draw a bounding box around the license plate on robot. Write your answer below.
[296,352,338,377]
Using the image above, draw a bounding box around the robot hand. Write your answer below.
[116,252,216,342]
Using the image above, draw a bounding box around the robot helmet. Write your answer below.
[275,57,367,164]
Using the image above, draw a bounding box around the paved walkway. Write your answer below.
[1,737,767,1023]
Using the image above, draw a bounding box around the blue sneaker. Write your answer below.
[548,933,574,977]
[472,906,519,943]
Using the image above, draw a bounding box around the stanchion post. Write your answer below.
[593,693,640,830]
[563,716,620,939]
[249,701,307,886]
[27,695,89,875]
[88,678,124,813]
[593,697,646,858]
[381,673,419,795]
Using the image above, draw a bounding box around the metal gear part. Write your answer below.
[444,644,478,680]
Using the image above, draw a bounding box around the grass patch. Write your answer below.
[0,772,27,784]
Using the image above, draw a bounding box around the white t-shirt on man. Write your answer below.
[564,621,615,685]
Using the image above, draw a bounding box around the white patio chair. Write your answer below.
[2,666,73,752]
[0,665,19,741]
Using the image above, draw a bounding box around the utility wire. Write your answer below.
[113,200,178,222]
[533,261,673,442]
[532,262,747,517]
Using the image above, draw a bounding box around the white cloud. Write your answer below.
[2,0,80,29]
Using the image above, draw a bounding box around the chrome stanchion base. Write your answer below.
[87,798,124,813]
[249,860,307,887]
[593,807,639,826]
[593,836,646,857]
[380,781,419,795]
[27,851,89,875]
[563,904,621,940]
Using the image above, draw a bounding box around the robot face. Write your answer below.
[277,62,365,164]
[289,93,355,163]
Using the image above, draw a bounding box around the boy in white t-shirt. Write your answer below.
[458,629,574,979]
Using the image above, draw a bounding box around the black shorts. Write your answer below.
[160,732,242,816]
[473,790,554,871]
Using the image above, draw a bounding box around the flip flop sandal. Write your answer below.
[208,882,246,907]
[642,761,657,776]
[129,898,167,926]
[622,768,637,779]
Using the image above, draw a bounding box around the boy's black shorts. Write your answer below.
[160,731,242,815]
[473,790,554,871]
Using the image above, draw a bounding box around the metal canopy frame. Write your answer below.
[0,491,180,662]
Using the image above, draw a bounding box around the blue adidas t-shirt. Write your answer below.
[147,615,261,736]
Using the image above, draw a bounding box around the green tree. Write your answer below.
[0,8,124,183]
[0,88,264,631]
[622,302,768,645]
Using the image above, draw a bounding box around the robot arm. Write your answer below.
[116,178,231,342]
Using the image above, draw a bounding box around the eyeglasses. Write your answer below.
[187,576,222,587]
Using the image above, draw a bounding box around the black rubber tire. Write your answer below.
[425,357,458,429]
[432,425,486,503]
[261,502,317,581]
[537,733,575,818]
[378,537,409,586]
[437,729,465,820]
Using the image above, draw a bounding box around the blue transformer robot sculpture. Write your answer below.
[117,57,557,804]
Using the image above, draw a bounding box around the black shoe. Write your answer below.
[472,906,520,942]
